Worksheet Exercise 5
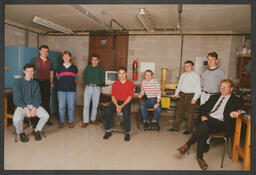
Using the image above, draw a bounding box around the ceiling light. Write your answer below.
[137,9,154,32]
[33,16,74,34]
[71,5,113,31]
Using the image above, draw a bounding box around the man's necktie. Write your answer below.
[209,96,225,114]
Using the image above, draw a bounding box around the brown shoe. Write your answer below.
[91,121,99,126]
[68,123,74,128]
[59,123,64,128]
[81,123,89,128]
[197,158,208,170]
[177,144,189,154]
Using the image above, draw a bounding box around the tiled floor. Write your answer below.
[4,106,243,170]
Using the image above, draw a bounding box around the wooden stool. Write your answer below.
[143,108,160,132]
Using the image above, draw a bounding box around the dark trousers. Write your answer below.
[37,80,51,115]
[173,92,195,132]
[186,116,225,159]
[104,101,131,133]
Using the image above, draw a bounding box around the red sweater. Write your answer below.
[111,79,134,101]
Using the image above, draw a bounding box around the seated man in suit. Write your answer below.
[13,64,49,142]
[176,79,247,170]
[103,67,134,142]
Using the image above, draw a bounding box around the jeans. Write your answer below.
[57,91,76,123]
[105,101,131,133]
[13,105,49,134]
[140,98,161,122]
[83,85,101,123]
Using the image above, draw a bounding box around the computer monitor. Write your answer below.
[105,71,118,85]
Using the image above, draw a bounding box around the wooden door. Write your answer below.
[89,33,128,71]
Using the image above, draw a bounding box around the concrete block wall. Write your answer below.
[39,35,90,105]
[128,35,182,84]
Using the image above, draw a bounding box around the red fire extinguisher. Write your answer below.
[132,58,138,81]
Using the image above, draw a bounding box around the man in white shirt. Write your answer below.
[167,60,201,135]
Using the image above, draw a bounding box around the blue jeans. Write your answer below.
[105,101,131,133]
[57,91,76,123]
[83,85,101,123]
[13,105,49,134]
[140,97,161,122]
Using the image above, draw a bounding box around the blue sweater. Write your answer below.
[13,78,41,108]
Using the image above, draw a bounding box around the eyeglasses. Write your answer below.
[220,86,231,89]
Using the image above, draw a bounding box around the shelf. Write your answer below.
[237,54,251,58]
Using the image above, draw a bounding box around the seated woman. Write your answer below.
[138,69,161,129]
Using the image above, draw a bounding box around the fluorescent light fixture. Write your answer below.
[137,9,154,32]
[33,16,74,34]
[71,5,113,31]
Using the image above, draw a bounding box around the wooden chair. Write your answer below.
[143,108,160,132]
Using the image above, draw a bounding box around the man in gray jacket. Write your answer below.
[13,64,49,142]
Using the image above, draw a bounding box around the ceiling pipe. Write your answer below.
[110,19,127,31]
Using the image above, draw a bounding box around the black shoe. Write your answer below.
[167,128,179,132]
[143,122,149,129]
[46,121,53,125]
[152,122,159,128]
[32,131,41,141]
[103,132,112,140]
[124,134,130,142]
[20,132,29,143]
[203,143,210,153]
[183,130,192,135]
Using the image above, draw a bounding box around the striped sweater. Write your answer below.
[140,79,161,100]
[56,64,78,92]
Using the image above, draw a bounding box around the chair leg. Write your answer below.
[221,137,227,168]
[228,137,232,159]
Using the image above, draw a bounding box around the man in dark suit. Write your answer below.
[177,79,247,170]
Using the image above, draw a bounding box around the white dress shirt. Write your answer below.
[175,71,201,100]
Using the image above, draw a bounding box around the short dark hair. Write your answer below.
[207,52,218,59]
[39,45,49,50]
[144,69,153,75]
[90,53,100,60]
[220,79,233,87]
[184,60,194,66]
[118,66,127,73]
[23,63,35,71]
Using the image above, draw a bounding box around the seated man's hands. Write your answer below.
[24,107,32,117]
[30,107,37,117]
[191,99,196,104]
[154,103,159,109]
[116,105,122,113]
[201,116,208,121]
[230,111,241,118]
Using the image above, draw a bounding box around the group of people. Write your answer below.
[12,45,247,170]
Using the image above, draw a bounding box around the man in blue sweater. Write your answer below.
[13,64,49,142]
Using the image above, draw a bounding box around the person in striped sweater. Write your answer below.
[138,69,161,129]
[56,51,78,128]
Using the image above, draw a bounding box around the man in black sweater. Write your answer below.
[177,79,247,170]
[13,64,49,142]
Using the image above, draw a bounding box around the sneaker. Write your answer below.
[68,123,74,128]
[32,130,41,141]
[103,132,112,140]
[20,132,29,143]
[143,122,149,129]
[183,130,192,135]
[167,128,179,132]
[59,123,64,128]
[124,134,130,142]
